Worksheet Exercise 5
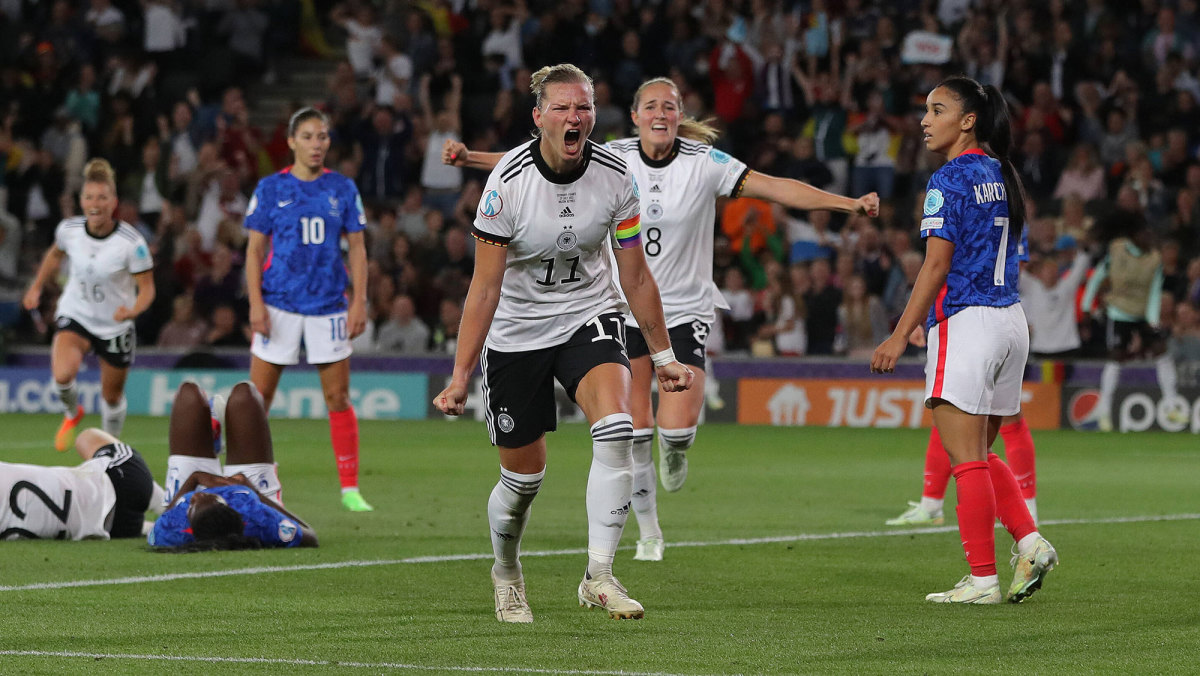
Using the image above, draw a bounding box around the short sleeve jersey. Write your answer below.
[244,168,366,315]
[472,139,641,351]
[148,484,304,548]
[0,458,118,540]
[920,150,1020,330]
[604,137,750,327]
[53,217,154,339]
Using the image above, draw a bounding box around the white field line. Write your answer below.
[0,651,698,676]
[1,513,1196,593]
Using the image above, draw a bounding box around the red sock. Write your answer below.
[999,419,1036,499]
[952,461,996,577]
[987,453,1037,543]
[923,427,952,499]
[329,407,359,490]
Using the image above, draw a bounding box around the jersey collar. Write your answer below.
[84,220,121,240]
[530,138,591,185]
[955,148,988,158]
[639,138,680,168]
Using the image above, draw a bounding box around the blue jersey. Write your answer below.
[147,485,304,548]
[244,168,366,315]
[920,150,1020,329]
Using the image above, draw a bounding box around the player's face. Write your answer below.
[80,180,116,230]
[533,82,595,171]
[921,87,975,156]
[632,82,681,147]
[288,118,331,172]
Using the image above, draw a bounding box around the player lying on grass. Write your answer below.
[149,381,318,551]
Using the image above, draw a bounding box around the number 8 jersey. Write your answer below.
[244,167,366,315]
[53,217,154,339]
[473,139,641,351]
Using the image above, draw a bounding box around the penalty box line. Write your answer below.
[1,513,1197,593]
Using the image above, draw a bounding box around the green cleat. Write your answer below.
[1008,536,1058,603]
[885,501,944,526]
[925,575,1002,604]
[341,489,374,512]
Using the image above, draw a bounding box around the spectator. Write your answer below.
[836,274,888,358]
[375,294,430,353]
[205,303,250,347]
[429,296,461,354]
[156,295,208,349]
[1054,144,1105,204]
[804,257,842,355]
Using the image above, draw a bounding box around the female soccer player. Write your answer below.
[244,108,373,512]
[444,76,878,562]
[150,381,318,551]
[871,76,1056,604]
[434,64,692,623]
[23,158,155,451]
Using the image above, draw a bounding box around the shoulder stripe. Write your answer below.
[501,160,535,183]
[591,144,627,168]
[501,148,533,175]
[608,140,638,152]
[472,226,511,248]
[679,138,707,151]
[591,156,627,176]
[678,147,706,156]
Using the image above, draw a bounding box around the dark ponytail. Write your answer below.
[937,77,1029,238]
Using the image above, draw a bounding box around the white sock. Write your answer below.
[630,428,661,541]
[224,462,283,503]
[586,413,634,578]
[163,454,222,506]
[489,466,543,582]
[100,396,127,437]
[148,483,166,516]
[1025,498,1038,524]
[971,574,999,589]
[1155,354,1179,400]
[58,379,78,415]
[919,496,944,515]
[1017,531,1042,556]
[658,425,696,458]
[1098,362,1120,419]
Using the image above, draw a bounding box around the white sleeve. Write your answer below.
[472,167,515,246]
[126,231,154,274]
[701,147,751,198]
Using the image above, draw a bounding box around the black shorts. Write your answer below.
[482,312,630,448]
[625,320,710,369]
[55,317,136,368]
[1105,318,1164,356]
[94,443,154,539]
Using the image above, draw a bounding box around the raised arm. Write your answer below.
[741,171,879,216]
[442,138,506,170]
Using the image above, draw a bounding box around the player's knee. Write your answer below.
[657,425,696,451]
[229,381,265,408]
[324,389,351,412]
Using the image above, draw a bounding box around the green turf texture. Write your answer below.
[0,415,1197,674]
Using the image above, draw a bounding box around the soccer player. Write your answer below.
[871,76,1057,604]
[23,158,155,451]
[244,107,373,512]
[150,380,317,551]
[1,427,157,541]
[434,64,693,623]
[444,76,878,562]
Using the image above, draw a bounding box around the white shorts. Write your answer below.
[251,305,353,366]
[924,304,1028,416]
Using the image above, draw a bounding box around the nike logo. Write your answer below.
[278,200,293,207]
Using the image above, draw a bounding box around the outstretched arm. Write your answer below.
[442,138,506,170]
[741,171,879,216]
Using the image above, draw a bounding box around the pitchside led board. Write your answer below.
[736,378,1063,430]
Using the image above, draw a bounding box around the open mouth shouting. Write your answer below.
[563,128,582,155]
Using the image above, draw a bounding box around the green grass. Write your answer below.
[0,415,1198,674]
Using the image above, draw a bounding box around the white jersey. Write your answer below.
[53,217,154,339]
[0,458,118,540]
[473,139,642,351]
[605,137,749,327]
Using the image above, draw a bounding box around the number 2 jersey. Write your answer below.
[920,149,1020,330]
[148,484,304,548]
[0,458,118,540]
[244,168,366,315]
[473,139,642,351]
[53,217,154,340]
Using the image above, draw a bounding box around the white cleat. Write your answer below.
[1008,536,1058,603]
[492,570,533,623]
[578,573,644,619]
[659,447,688,492]
[634,537,664,562]
[925,575,1002,604]
[885,501,944,526]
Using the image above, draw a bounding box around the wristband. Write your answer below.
[650,347,676,368]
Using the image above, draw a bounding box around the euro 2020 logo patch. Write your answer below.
[498,413,515,433]
[709,148,732,164]
[481,190,503,219]
[924,189,944,215]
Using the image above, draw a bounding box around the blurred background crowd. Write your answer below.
[3,0,1200,379]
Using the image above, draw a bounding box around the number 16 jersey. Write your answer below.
[53,217,154,340]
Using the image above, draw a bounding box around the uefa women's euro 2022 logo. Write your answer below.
[480,190,503,219]
[924,189,944,215]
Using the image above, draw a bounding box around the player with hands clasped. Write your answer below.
[871,76,1056,604]
[434,64,691,623]
[23,158,155,451]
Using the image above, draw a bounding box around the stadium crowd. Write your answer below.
[4,0,1200,379]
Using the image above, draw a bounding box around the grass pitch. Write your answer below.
[0,415,1197,674]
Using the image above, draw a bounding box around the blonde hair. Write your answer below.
[529,64,593,111]
[82,158,116,188]
[630,77,720,145]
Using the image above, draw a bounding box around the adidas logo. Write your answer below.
[559,206,574,218]
[493,530,515,541]
[650,184,661,192]
[609,501,631,516]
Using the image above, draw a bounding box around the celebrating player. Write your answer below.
[1,426,157,541]
[434,64,693,623]
[23,159,155,451]
[871,76,1057,604]
[444,76,878,562]
[244,107,373,512]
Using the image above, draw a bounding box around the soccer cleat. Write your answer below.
[1165,406,1188,426]
[208,395,226,455]
[925,575,1002,604]
[885,501,945,526]
[659,446,688,492]
[1007,536,1058,603]
[1097,415,1113,432]
[634,537,664,562]
[341,489,374,512]
[492,570,533,623]
[54,405,85,452]
[578,573,644,619]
